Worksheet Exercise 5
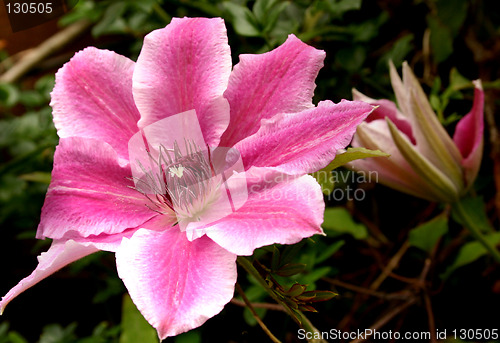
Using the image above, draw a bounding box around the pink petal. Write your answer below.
[453,80,484,186]
[133,17,232,147]
[205,168,325,256]
[115,228,237,339]
[51,47,140,161]
[0,240,98,314]
[352,88,415,143]
[399,63,464,187]
[235,100,373,174]
[37,137,159,240]
[350,120,442,201]
[219,34,325,147]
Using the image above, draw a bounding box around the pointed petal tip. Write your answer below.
[473,79,483,91]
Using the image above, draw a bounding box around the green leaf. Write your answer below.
[427,15,453,63]
[39,323,77,343]
[312,147,389,195]
[279,239,307,267]
[18,172,52,184]
[119,294,157,343]
[92,2,128,37]
[315,240,344,264]
[322,207,368,240]
[253,0,290,34]
[0,83,20,107]
[408,215,448,253]
[451,197,494,234]
[325,0,362,18]
[297,290,337,302]
[174,330,202,343]
[275,263,307,277]
[449,68,472,91]
[299,266,332,286]
[336,45,366,72]
[442,233,500,279]
[223,2,261,37]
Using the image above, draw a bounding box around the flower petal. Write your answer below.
[386,118,460,202]
[219,34,325,147]
[398,62,464,190]
[352,88,414,142]
[133,17,232,146]
[350,120,442,201]
[115,228,237,339]
[37,137,158,240]
[235,100,373,174]
[453,80,484,187]
[51,47,140,161]
[205,168,324,256]
[0,240,98,314]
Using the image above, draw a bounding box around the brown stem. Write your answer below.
[349,298,417,343]
[0,20,92,83]
[235,283,282,343]
[323,277,411,301]
[370,241,410,290]
[230,298,286,312]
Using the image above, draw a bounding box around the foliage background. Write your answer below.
[1,0,499,342]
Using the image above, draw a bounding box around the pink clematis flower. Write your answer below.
[350,62,484,203]
[1,18,373,339]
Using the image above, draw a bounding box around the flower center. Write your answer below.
[127,111,248,238]
[132,139,221,223]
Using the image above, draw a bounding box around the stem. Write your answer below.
[152,3,171,24]
[452,200,500,263]
[237,256,326,343]
[235,283,282,343]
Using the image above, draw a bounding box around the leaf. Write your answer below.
[315,240,344,264]
[18,172,52,184]
[0,83,19,107]
[253,0,290,34]
[323,207,368,240]
[223,2,261,37]
[119,294,157,343]
[451,197,494,234]
[174,330,202,343]
[449,68,472,91]
[442,233,500,279]
[275,263,307,277]
[279,239,307,267]
[325,0,362,18]
[297,290,337,302]
[312,147,389,195]
[427,15,453,63]
[299,266,332,286]
[408,215,448,253]
[283,283,306,298]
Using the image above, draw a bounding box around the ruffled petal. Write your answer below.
[0,240,98,314]
[235,100,373,174]
[453,80,484,187]
[133,17,232,146]
[37,137,157,240]
[219,34,325,147]
[116,228,237,339]
[205,168,324,256]
[51,47,140,161]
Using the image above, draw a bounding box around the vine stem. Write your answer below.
[452,200,500,263]
[235,283,282,343]
[237,256,326,343]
